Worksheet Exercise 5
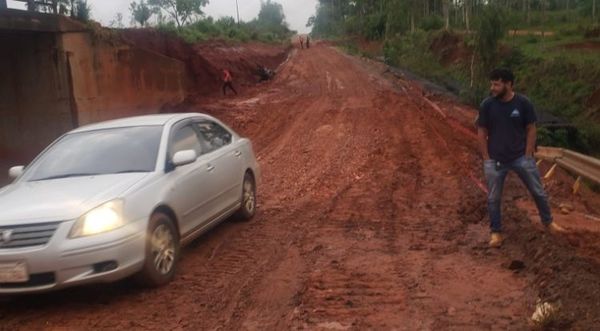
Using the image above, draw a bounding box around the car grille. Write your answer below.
[0,222,61,249]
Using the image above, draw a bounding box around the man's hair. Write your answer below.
[489,68,515,85]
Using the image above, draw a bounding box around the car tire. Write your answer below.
[135,212,180,287]
[235,172,256,221]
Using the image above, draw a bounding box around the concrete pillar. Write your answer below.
[0,0,7,10]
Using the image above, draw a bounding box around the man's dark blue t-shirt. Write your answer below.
[477,93,537,164]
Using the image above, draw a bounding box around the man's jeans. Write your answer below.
[483,155,553,233]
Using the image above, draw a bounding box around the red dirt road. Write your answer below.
[2,43,600,330]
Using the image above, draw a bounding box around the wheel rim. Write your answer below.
[243,179,255,214]
[150,224,176,275]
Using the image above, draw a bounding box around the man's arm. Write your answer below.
[525,123,537,157]
[477,127,490,160]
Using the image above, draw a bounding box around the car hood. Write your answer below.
[0,173,148,225]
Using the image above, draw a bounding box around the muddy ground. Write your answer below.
[1,43,600,330]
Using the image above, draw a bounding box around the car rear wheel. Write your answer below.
[235,173,256,221]
[135,212,180,287]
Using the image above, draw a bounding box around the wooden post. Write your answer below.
[573,176,582,194]
[544,163,558,180]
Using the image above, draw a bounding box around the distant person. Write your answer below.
[222,68,237,96]
[477,68,566,248]
[306,35,310,49]
[299,35,304,49]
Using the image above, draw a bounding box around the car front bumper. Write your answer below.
[0,218,147,294]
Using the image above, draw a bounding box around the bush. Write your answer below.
[154,16,292,44]
[501,47,526,68]
[364,13,386,40]
[420,15,444,31]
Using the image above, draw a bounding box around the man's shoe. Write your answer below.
[489,233,503,248]
[547,222,568,234]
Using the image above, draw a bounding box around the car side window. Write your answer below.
[169,124,203,158]
[194,121,232,153]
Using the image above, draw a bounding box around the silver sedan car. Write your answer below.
[0,113,259,294]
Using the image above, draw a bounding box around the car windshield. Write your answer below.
[25,126,163,182]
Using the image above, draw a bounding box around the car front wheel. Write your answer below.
[235,173,256,221]
[135,212,180,287]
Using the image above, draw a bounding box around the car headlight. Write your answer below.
[69,200,125,238]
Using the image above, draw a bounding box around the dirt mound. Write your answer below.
[120,29,290,96]
[589,88,600,107]
[429,31,471,66]
[584,27,600,38]
[4,42,600,330]
[120,29,221,95]
[192,41,290,89]
[560,41,600,51]
[354,38,384,57]
[583,88,600,121]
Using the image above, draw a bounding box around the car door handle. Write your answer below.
[234,151,242,157]
[207,164,215,172]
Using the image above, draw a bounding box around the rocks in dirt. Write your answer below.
[559,202,575,215]
[409,244,425,251]
[447,307,457,316]
[559,202,575,211]
[533,248,545,261]
[530,300,561,327]
[507,260,526,271]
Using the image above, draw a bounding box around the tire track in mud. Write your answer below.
[3,43,600,330]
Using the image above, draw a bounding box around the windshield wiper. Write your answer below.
[113,170,150,174]
[30,173,101,181]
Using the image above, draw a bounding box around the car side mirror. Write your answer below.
[9,166,24,179]
[172,150,197,167]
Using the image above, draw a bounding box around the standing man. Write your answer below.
[477,68,566,248]
[306,35,311,49]
[299,35,304,49]
[222,68,237,96]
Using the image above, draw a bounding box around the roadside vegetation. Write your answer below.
[309,1,600,154]
[26,0,295,44]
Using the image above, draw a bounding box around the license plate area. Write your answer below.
[0,261,29,283]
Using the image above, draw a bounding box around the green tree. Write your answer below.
[72,0,91,21]
[249,0,293,39]
[130,0,154,27]
[475,5,508,72]
[257,0,286,28]
[110,13,125,28]
[148,0,209,28]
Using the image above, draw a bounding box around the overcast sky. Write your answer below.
[6,0,317,33]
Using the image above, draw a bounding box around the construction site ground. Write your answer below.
[1,42,600,330]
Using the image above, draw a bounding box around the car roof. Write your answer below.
[70,113,212,133]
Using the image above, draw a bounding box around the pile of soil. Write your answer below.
[584,27,600,38]
[587,88,600,122]
[354,38,384,57]
[429,31,471,66]
[192,40,290,89]
[559,40,600,51]
[120,29,290,96]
